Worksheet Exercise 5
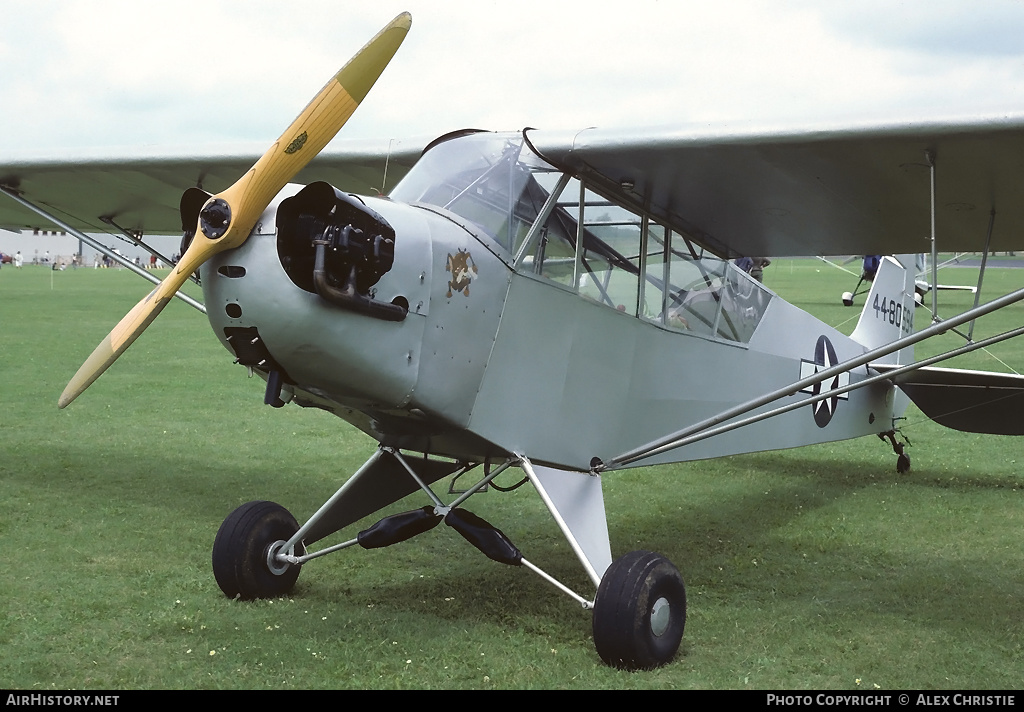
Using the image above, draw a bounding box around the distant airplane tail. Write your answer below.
[850,255,916,365]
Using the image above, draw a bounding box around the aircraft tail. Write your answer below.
[849,255,916,365]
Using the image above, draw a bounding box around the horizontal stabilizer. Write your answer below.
[915,279,977,294]
[871,363,1024,435]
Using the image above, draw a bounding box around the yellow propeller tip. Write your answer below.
[59,376,89,409]
[335,12,413,105]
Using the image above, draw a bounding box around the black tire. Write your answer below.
[212,500,304,600]
[592,550,686,670]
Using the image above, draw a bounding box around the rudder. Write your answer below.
[850,255,916,365]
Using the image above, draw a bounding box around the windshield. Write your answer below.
[390,132,560,254]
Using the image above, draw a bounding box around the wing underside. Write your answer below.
[528,115,1024,258]
[0,138,425,236]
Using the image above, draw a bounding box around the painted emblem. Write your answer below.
[799,335,849,428]
[446,249,478,297]
[284,131,308,154]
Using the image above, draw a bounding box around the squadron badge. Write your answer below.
[445,249,478,297]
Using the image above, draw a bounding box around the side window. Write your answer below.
[666,254,727,337]
[578,200,641,315]
[719,265,771,342]
[514,174,578,289]
[517,178,645,309]
[641,221,670,324]
[663,250,771,342]
[511,171,771,341]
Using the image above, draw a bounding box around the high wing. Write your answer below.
[7,116,1024,258]
[527,114,1024,258]
[0,137,426,236]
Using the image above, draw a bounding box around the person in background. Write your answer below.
[749,256,771,283]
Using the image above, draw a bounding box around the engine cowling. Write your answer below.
[276,181,406,321]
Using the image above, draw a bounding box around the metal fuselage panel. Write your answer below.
[468,271,897,470]
[409,213,512,431]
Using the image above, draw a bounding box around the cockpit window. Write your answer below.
[390,132,559,254]
[393,131,771,343]
[513,176,644,310]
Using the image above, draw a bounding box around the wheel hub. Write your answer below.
[650,596,671,637]
[265,540,292,576]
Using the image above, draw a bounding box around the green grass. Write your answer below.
[0,260,1021,689]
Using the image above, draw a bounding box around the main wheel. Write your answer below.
[592,550,686,670]
[212,500,304,600]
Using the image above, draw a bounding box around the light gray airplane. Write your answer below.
[3,13,1024,669]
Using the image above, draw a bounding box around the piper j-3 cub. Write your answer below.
[4,13,1024,670]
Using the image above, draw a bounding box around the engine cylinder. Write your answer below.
[277,181,396,297]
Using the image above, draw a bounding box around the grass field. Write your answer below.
[0,259,1021,690]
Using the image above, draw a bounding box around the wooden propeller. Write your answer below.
[59,12,412,408]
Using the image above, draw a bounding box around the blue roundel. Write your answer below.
[811,335,841,428]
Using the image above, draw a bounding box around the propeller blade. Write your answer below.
[58,12,412,409]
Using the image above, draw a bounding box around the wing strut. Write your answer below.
[967,209,996,342]
[923,150,997,343]
[927,150,939,320]
[98,215,195,286]
[602,285,1024,469]
[0,186,206,314]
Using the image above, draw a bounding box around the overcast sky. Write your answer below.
[2,0,1024,155]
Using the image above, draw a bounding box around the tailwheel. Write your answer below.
[879,430,911,474]
[213,500,304,600]
[592,550,686,670]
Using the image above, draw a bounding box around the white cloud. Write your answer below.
[1,0,1023,152]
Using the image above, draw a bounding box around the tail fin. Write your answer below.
[850,255,916,365]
